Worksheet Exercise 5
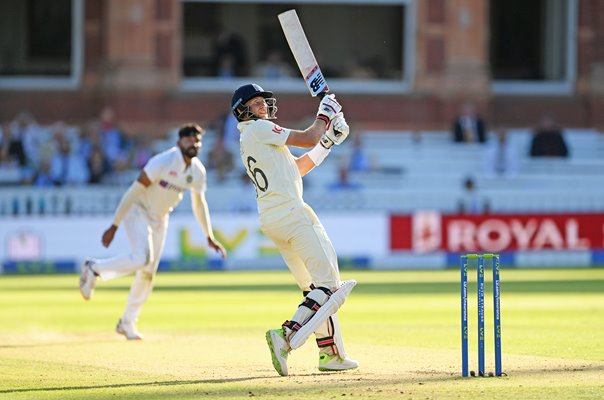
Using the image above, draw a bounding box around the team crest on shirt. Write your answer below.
[186,175,192,183]
[272,125,283,134]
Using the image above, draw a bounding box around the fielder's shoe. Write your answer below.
[115,319,144,340]
[79,259,98,301]
[318,352,359,372]
[266,328,290,376]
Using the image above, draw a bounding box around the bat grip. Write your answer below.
[317,91,328,99]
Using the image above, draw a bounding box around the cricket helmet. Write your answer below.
[231,83,277,121]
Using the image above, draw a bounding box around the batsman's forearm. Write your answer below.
[304,119,328,145]
[296,154,318,176]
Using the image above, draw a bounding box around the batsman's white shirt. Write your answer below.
[140,147,206,217]
[238,119,339,290]
[238,119,301,222]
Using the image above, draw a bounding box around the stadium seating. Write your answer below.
[0,128,602,216]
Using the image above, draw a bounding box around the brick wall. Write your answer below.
[1,0,602,133]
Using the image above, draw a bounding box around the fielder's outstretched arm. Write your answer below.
[191,191,226,258]
[101,171,150,247]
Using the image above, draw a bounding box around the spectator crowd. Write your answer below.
[1,99,575,219]
[0,107,151,187]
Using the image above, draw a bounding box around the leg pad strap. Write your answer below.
[282,320,302,332]
[316,335,335,348]
[300,297,321,312]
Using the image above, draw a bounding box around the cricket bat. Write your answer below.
[278,9,329,97]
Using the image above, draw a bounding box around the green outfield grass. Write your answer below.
[0,268,603,400]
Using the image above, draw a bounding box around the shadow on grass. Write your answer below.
[502,364,604,376]
[0,372,463,395]
[0,339,124,349]
[0,376,273,394]
[4,364,604,396]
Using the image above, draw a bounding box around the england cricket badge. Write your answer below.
[186,175,192,183]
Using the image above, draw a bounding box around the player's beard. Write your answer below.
[181,145,199,159]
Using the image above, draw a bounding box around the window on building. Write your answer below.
[490,0,577,94]
[181,1,414,94]
[0,0,82,89]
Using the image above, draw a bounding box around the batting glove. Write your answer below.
[316,94,342,124]
[321,112,349,148]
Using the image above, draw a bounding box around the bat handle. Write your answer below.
[317,90,329,99]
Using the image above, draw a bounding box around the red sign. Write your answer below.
[391,212,604,252]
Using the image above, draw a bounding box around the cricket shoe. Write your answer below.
[318,353,359,372]
[116,319,144,341]
[266,328,290,376]
[79,259,98,301]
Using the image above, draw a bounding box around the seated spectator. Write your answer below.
[0,123,23,185]
[49,136,90,186]
[458,176,489,214]
[0,123,9,163]
[216,54,237,78]
[483,128,519,177]
[47,121,78,159]
[2,112,50,183]
[78,119,102,161]
[213,31,248,77]
[87,145,111,184]
[207,134,234,183]
[216,112,241,153]
[99,106,127,167]
[129,134,154,169]
[253,50,294,79]
[5,112,30,168]
[452,102,487,143]
[328,164,362,191]
[10,111,47,170]
[1,116,27,177]
[31,158,54,187]
[348,133,373,172]
[529,115,569,158]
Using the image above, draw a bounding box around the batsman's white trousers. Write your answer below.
[261,203,348,354]
[93,204,168,324]
[260,203,340,292]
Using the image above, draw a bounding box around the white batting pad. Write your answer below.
[289,279,356,350]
